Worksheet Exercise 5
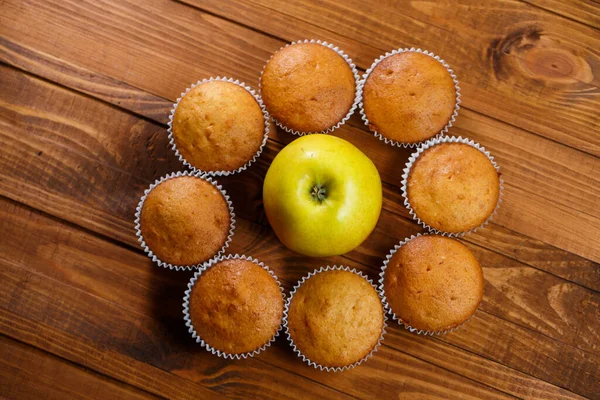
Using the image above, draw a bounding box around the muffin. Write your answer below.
[260,41,358,134]
[170,79,267,173]
[286,268,385,369]
[184,256,284,356]
[405,140,501,233]
[362,50,458,144]
[138,174,232,267]
[382,235,484,333]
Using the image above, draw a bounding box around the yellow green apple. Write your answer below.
[263,134,382,257]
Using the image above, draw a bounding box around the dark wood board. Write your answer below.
[0,0,598,398]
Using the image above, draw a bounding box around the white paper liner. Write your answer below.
[378,233,475,335]
[283,266,387,372]
[167,76,270,176]
[182,254,285,359]
[134,171,235,271]
[259,39,361,136]
[401,136,504,236]
[358,48,461,148]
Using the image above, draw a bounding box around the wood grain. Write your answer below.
[3,36,598,294]
[521,0,600,29]
[0,202,527,400]
[1,196,590,400]
[1,63,598,354]
[0,66,598,398]
[0,335,159,400]
[1,0,598,263]
[1,0,598,398]
[2,60,599,346]
[244,0,600,155]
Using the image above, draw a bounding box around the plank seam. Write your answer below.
[517,0,600,32]
[380,343,522,400]
[0,332,168,400]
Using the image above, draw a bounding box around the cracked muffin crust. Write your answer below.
[260,43,356,133]
[363,51,456,144]
[287,270,384,368]
[188,258,284,354]
[383,235,483,332]
[172,80,265,172]
[406,142,500,233]
[139,175,230,266]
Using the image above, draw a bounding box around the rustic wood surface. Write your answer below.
[0,0,598,399]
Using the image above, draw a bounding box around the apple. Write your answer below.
[263,134,382,257]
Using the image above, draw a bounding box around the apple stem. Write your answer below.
[311,184,327,202]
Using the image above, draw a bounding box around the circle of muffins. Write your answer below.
[380,234,484,333]
[284,267,386,371]
[183,255,285,358]
[135,172,234,270]
[260,40,359,135]
[132,40,505,365]
[402,137,502,235]
[169,77,269,174]
[360,48,460,146]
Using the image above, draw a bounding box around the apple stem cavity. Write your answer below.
[311,184,327,202]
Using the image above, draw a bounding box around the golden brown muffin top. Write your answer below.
[261,43,356,133]
[189,258,284,354]
[383,235,484,332]
[172,81,265,172]
[287,270,384,368]
[363,52,456,143]
[407,143,500,233]
[140,176,230,266]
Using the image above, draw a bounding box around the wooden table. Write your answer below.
[1,1,599,399]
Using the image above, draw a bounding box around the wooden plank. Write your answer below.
[1,0,596,398]
[1,60,599,347]
[0,213,519,400]
[0,197,589,400]
[521,0,600,29]
[1,0,598,263]
[1,61,599,355]
[270,0,600,152]
[379,183,600,293]
[382,330,587,400]
[0,314,223,400]
[0,264,355,400]
[190,0,600,156]
[3,39,598,294]
[0,145,597,400]
[0,336,159,400]
[2,36,599,278]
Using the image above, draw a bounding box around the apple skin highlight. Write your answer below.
[263,134,382,257]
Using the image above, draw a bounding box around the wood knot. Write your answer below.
[487,24,593,85]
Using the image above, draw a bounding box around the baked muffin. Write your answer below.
[362,51,457,144]
[260,41,357,133]
[286,269,384,369]
[138,174,232,266]
[171,79,267,172]
[382,235,483,332]
[186,257,284,355]
[406,141,500,233]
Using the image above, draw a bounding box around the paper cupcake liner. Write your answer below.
[134,171,236,271]
[401,136,504,236]
[182,254,285,359]
[358,48,461,148]
[167,76,270,176]
[283,266,387,372]
[259,39,361,136]
[378,233,473,335]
